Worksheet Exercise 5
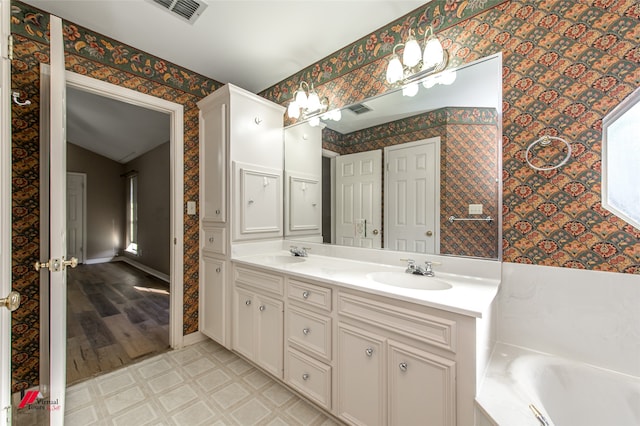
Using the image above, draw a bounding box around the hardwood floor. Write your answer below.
[66,261,170,385]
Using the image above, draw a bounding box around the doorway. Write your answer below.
[38,67,185,391]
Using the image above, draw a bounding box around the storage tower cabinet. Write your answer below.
[198,84,285,348]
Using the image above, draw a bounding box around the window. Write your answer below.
[126,174,138,254]
[602,87,640,229]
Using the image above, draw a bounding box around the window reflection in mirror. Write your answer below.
[602,87,640,229]
[284,54,503,260]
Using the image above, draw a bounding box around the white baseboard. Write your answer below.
[182,331,208,347]
[84,256,116,265]
[114,256,170,283]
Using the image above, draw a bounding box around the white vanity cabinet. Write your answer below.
[232,265,284,378]
[198,84,285,348]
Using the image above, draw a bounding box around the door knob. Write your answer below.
[372,229,379,235]
[426,230,433,236]
[63,257,78,269]
[1,291,20,312]
[34,261,50,272]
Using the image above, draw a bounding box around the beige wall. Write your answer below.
[123,142,171,275]
[67,143,125,261]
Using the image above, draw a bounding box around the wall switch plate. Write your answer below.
[469,204,483,215]
[187,201,196,215]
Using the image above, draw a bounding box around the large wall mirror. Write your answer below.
[284,53,502,260]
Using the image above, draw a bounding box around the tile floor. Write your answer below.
[64,339,340,425]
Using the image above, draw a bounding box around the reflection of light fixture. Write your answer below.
[386,25,449,91]
[287,81,341,125]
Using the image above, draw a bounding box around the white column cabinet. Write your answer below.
[198,84,285,348]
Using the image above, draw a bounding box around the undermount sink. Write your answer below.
[256,255,306,265]
[366,271,453,291]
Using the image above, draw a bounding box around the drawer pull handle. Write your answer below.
[245,300,251,306]
[302,373,309,381]
[302,291,310,299]
[259,305,266,312]
[215,267,221,273]
[399,362,408,372]
[365,348,373,357]
[302,328,310,335]
[209,237,214,243]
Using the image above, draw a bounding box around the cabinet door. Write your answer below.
[256,294,284,378]
[337,324,385,426]
[200,101,226,222]
[232,287,255,360]
[388,340,456,426]
[200,257,225,344]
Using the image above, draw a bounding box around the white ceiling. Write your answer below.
[22,0,429,162]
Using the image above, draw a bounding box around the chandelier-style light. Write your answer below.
[287,81,341,125]
[386,26,455,96]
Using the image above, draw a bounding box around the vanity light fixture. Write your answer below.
[387,26,453,96]
[287,80,341,125]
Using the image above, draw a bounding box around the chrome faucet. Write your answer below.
[403,259,435,277]
[289,246,309,257]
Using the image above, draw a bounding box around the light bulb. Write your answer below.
[295,89,308,109]
[402,82,419,97]
[386,55,403,84]
[422,76,436,89]
[287,101,300,119]
[309,116,320,127]
[307,92,321,112]
[402,37,421,67]
[422,36,444,70]
[330,109,342,121]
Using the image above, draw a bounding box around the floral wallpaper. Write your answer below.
[264,0,640,274]
[10,1,221,392]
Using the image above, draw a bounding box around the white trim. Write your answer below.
[182,331,208,347]
[83,257,117,265]
[0,0,13,421]
[114,256,170,283]
[66,172,87,264]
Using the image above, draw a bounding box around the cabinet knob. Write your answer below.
[215,209,220,215]
[302,291,310,299]
[365,348,373,357]
[399,362,408,372]
[259,305,266,312]
[215,267,221,273]
[302,373,309,381]
[245,300,251,306]
[209,237,214,243]
[302,327,310,335]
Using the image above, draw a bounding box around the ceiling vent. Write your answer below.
[346,103,372,115]
[149,0,208,24]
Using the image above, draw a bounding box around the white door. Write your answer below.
[1,0,18,424]
[385,139,440,254]
[335,150,382,248]
[45,15,69,425]
[66,172,86,264]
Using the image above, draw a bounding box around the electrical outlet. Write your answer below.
[469,204,483,215]
[187,201,196,215]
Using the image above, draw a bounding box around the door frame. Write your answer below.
[383,137,441,254]
[66,172,86,264]
[1,0,13,422]
[40,67,185,350]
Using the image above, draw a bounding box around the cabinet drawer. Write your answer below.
[287,279,332,312]
[234,266,284,296]
[286,307,331,361]
[338,292,457,353]
[285,348,331,410]
[202,227,226,255]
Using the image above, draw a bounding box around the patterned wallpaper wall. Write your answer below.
[10,1,221,392]
[324,107,499,258]
[264,0,640,274]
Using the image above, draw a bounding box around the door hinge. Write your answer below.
[3,405,11,425]
[7,34,13,60]
[174,237,177,245]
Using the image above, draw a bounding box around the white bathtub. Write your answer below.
[477,343,640,426]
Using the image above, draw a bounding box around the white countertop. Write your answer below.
[232,250,500,318]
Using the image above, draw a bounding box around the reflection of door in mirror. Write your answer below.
[385,138,440,254]
[335,150,382,248]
